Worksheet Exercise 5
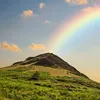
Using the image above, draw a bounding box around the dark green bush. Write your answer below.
[31,71,51,80]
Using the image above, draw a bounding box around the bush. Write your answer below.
[31,71,40,80]
[31,71,51,80]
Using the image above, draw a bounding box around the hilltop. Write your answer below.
[11,53,88,78]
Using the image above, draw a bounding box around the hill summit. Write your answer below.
[12,53,88,78]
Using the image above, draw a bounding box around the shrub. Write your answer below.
[31,71,51,80]
[31,71,40,80]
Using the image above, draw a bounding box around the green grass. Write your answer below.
[0,66,100,100]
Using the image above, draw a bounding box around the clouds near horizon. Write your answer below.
[0,42,22,52]
[29,43,46,50]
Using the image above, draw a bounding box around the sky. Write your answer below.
[0,0,100,82]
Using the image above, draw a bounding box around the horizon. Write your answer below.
[0,0,100,82]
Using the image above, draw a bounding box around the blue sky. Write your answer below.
[0,0,100,82]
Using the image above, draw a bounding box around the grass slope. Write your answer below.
[0,65,100,100]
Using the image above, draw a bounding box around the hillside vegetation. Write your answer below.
[0,53,100,100]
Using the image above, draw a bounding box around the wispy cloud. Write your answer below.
[0,42,22,52]
[65,0,88,5]
[29,43,46,50]
[40,2,45,9]
[44,20,50,24]
[21,10,38,18]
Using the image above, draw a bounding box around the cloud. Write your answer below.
[40,2,45,9]
[21,10,38,18]
[29,43,46,50]
[44,20,50,24]
[65,0,88,5]
[0,42,22,52]
[21,10,33,17]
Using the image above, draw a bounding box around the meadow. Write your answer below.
[0,66,100,100]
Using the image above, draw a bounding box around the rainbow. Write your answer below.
[50,6,100,54]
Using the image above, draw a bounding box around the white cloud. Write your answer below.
[44,20,50,24]
[40,2,45,9]
[0,42,22,52]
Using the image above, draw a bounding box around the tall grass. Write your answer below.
[0,68,100,100]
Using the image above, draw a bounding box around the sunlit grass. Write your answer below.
[0,66,100,100]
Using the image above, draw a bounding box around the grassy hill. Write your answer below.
[0,53,100,100]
